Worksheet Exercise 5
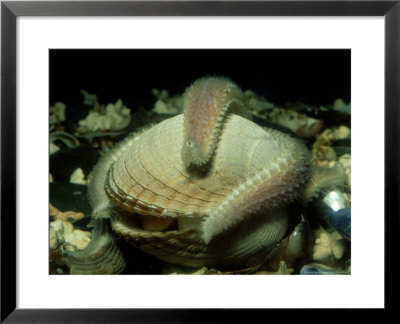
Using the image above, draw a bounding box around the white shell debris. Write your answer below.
[332,98,351,114]
[78,99,131,132]
[333,125,351,140]
[50,219,91,252]
[50,102,66,124]
[70,168,87,185]
[80,89,98,106]
[49,227,59,249]
[245,90,274,113]
[338,154,351,188]
[151,88,183,115]
[64,229,92,251]
[50,142,60,155]
[313,229,345,261]
[312,126,351,167]
[245,90,322,138]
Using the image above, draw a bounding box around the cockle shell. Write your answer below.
[88,113,310,267]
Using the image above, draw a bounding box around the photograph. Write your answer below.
[2,0,395,320]
[49,49,351,275]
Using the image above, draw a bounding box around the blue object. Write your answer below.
[300,263,349,275]
[328,207,351,240]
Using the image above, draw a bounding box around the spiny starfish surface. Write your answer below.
[181,76,252,168]
[181,76,310,244]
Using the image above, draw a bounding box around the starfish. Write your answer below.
[181,76,252,168]
[180,77,310,243]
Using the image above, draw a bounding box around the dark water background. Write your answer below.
[50,49,350,110]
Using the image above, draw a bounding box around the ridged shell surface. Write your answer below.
[106,113,304,218]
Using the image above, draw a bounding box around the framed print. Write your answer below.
[1,0,398,322]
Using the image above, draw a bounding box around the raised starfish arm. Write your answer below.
[181,76,251,168]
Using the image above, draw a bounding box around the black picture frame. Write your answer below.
[1,0,398,322]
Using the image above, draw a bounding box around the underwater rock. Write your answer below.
[328,208,351,240]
